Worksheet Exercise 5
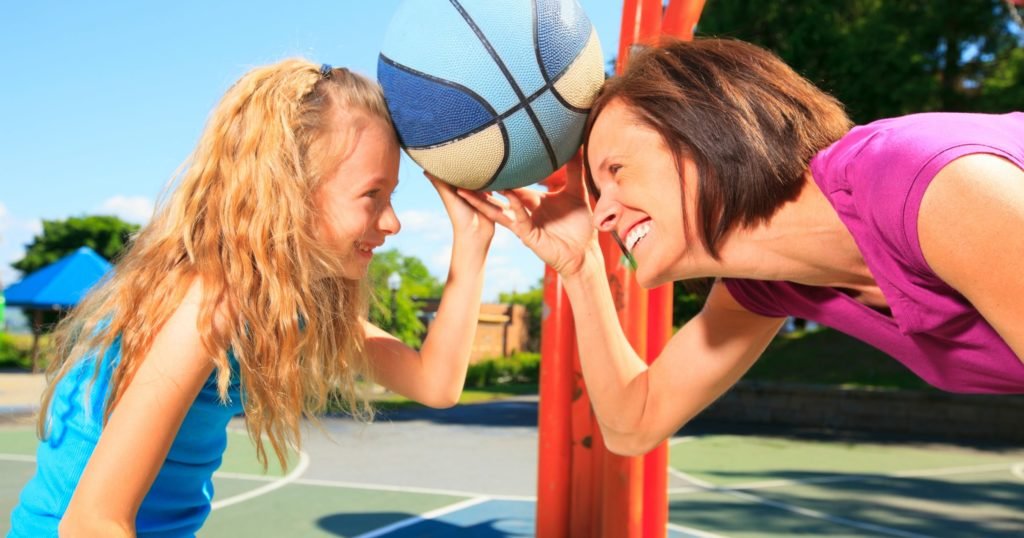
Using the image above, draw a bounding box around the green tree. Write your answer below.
[500,278,544,351]
[9,215,140,370]
[12,215,140,274]
[697,0,1024,123]
[367,249,443,347]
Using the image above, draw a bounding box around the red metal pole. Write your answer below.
[537,2,706,536]
[663,0,706,41]
[642,284,673,537]
[569,336,597,537]
[644,3,707,536]
[536,175,574,537]
[596,1,664,536]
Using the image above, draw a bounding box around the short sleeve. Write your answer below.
[721,278,789,318]
[813,112,1024,277]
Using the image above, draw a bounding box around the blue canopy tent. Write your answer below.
[3,246,113,371]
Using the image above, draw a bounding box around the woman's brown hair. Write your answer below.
[584,38,853,258]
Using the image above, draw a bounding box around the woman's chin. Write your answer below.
[634,266,666,289]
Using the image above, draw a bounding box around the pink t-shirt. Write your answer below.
[723,112,1024,394]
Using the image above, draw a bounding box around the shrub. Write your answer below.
[465,352,540,388]
[0,333,32,370]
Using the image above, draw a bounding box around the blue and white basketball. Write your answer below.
[377,0,604,190]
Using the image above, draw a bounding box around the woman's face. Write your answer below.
[316,113,401,279]
[587,99,701,287]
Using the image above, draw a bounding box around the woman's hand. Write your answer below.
[456,156,598,276]
[427,173,494,251]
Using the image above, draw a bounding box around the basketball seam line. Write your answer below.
[378,56,584,150]
[532,0,592,115]
[379,54,511,189]
[450,0,559,174]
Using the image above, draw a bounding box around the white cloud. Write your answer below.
[396,209,450,241]
[483,260,536,301]
[430,245,453,275]
[492,226,518,248]
[95,195,155,224]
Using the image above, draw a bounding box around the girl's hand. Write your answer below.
[455,156,598,276]
[427,173,495,250]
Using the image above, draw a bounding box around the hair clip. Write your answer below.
[319,63,333,80]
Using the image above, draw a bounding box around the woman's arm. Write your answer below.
[457,163,784,455]
[364,175,492,408]
[563,258,784,455]
[918,153,1024,363]
[60,281,216,537]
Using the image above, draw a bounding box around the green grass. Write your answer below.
[745,327,932,390]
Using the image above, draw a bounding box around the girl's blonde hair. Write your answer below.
[38,59,392,469]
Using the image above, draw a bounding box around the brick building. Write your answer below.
[417,300,530,362]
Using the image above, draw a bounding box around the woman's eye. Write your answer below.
[609,164,623,175]
[364,189,380,198]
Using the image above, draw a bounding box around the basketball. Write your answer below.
[377,0,604,191]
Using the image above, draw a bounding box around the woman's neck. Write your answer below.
[713,173,876,290]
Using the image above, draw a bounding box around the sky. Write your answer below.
[0,0,624,303]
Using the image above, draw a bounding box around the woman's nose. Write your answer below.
[592,197,622,233]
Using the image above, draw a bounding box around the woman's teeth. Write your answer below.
[625,222,651,252]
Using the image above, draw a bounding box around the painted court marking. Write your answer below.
[667,460,1024,494]
[351,496,492,538]
[669,467,934,538]
[210,450,311,511]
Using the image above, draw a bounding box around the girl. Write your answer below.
[10,59,493,536]
[460,38,1024,456]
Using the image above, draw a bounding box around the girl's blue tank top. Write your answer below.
[8,335,243,537]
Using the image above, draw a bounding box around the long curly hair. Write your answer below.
[38,59,392,469]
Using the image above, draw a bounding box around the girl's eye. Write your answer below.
[364,189,380,198]
[609,164,623,175]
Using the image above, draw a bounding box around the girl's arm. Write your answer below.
[60,281,216,537]
[919,153,1024,363]
[364,175,492,408]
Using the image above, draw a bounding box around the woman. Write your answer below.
[459,38,1024,456]
[10,60,492,536]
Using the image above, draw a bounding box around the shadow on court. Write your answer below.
[3,398,1023,537]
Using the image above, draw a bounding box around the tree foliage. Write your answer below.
[697,0,1024,123]
[12,215,140,274]
[367,249,444,347]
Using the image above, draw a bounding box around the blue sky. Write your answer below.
[0,0,624,302]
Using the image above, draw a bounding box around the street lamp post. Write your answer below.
[387,271,402,334]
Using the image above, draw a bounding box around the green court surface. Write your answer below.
[2,425,1022,537]
[667,435,1024,537]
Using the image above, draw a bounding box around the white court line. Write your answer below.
[352,496,492,538]
[0,451,535,501]
[294,477,535,501]
[667,461,1024,494]
[0,453,36,463]
[668,467,934,538]
[666,521,728,538]
[669,436,699,447]
[213,471,278,482]
[210,450,310,511]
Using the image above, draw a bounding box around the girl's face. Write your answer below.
[316,113,401,279]
[587,99,701,287]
